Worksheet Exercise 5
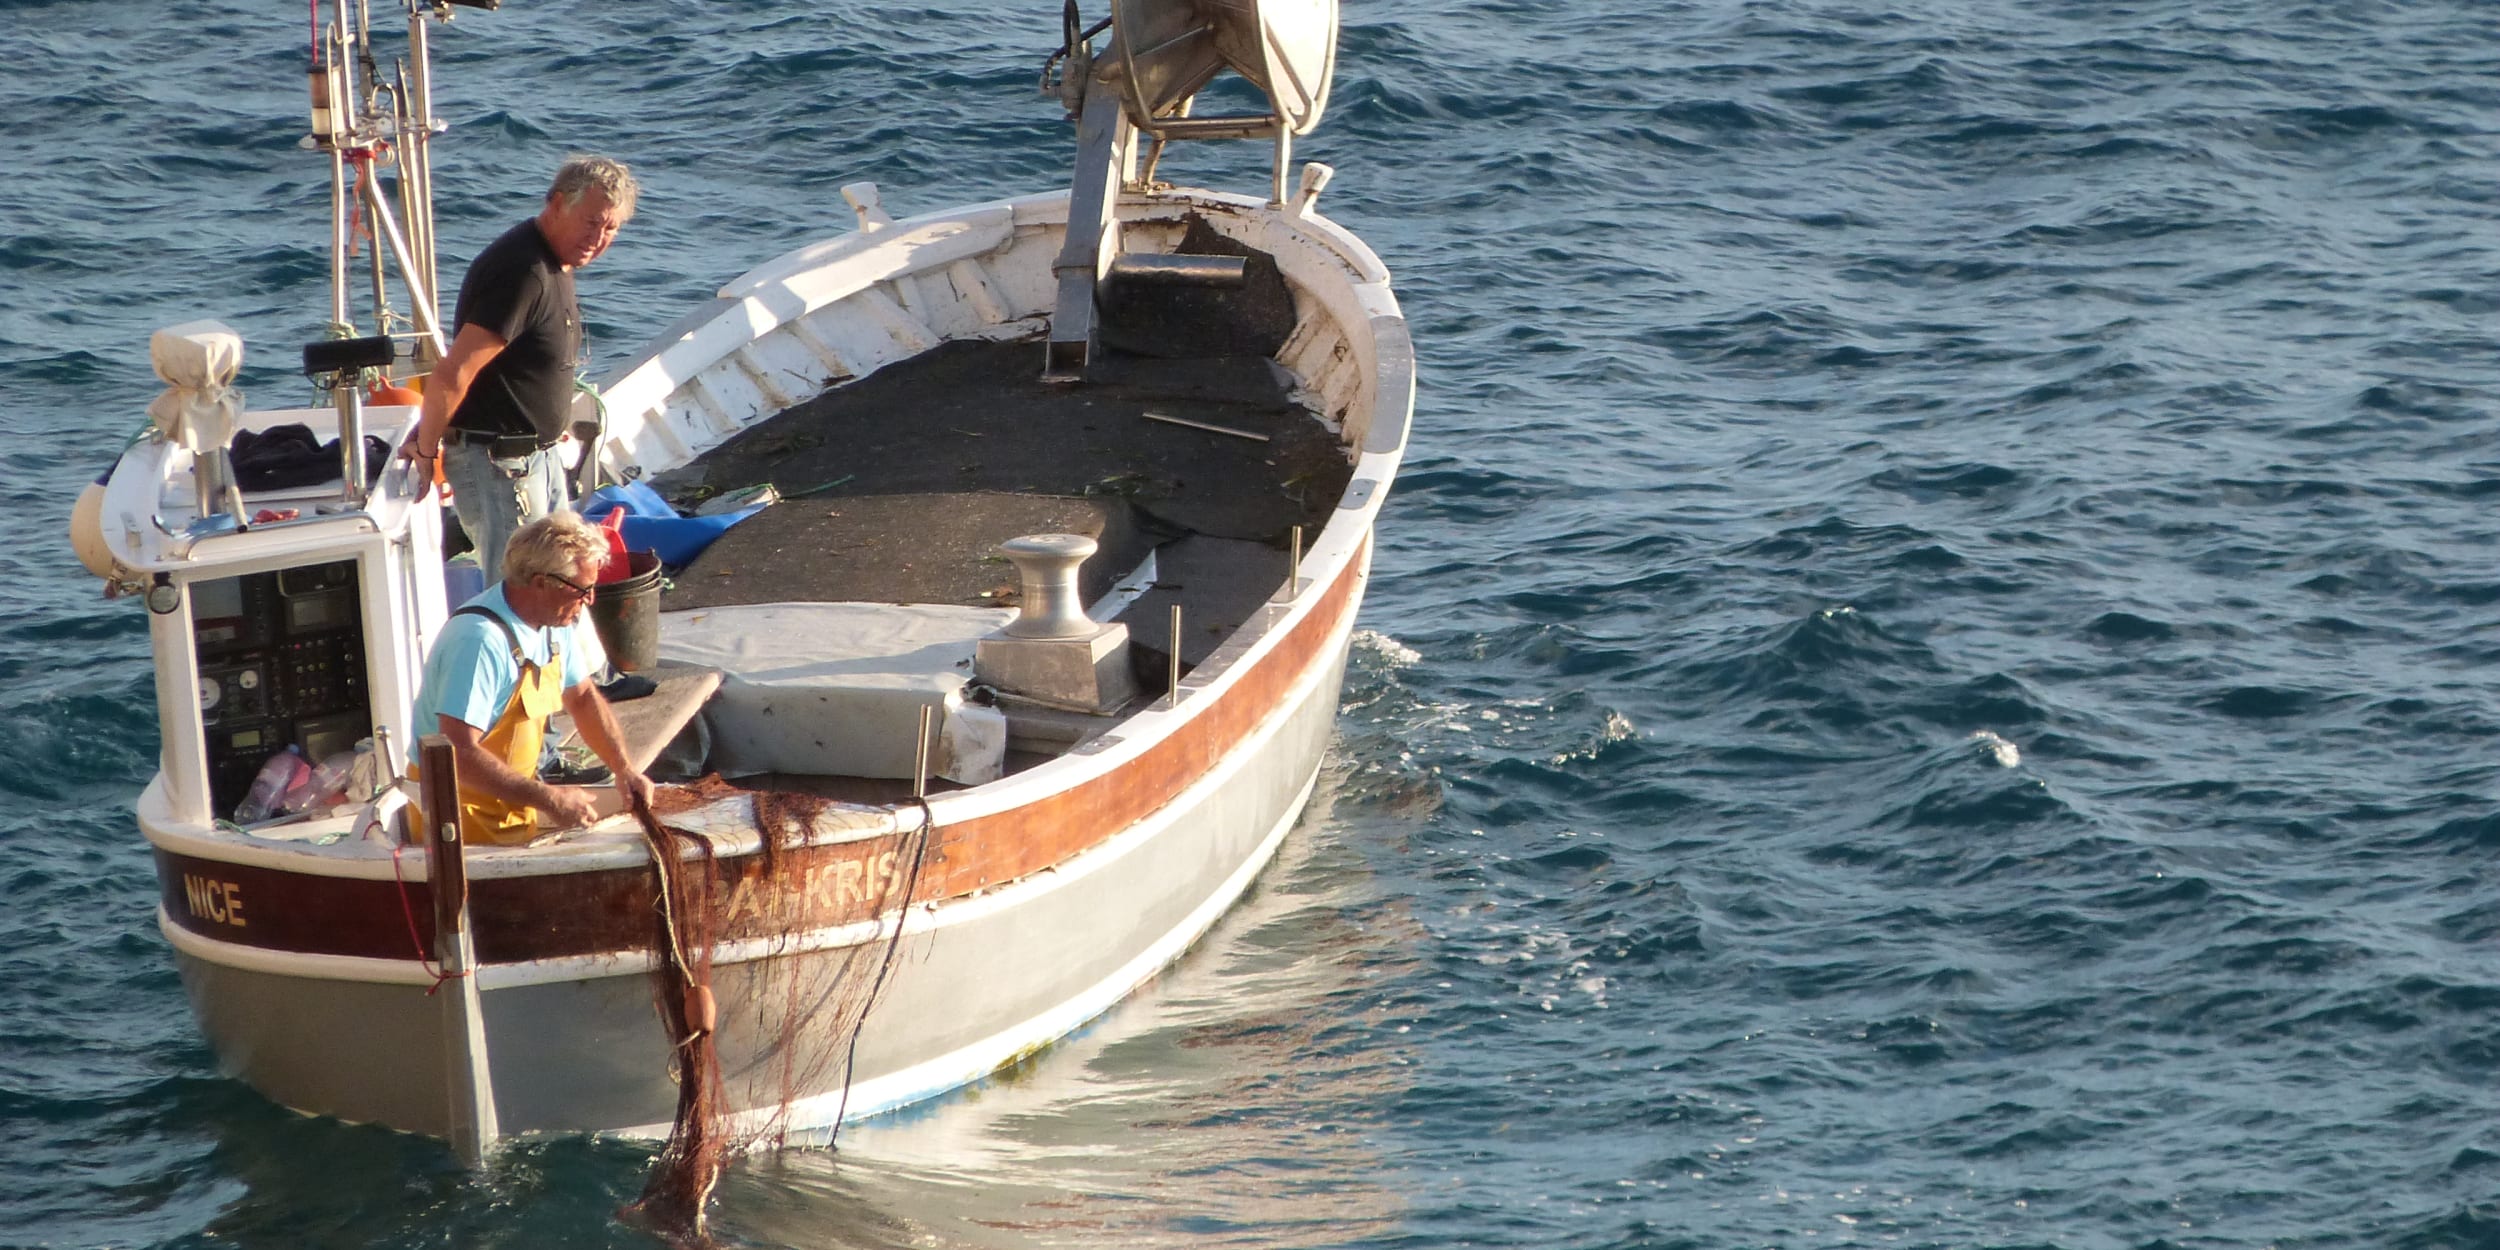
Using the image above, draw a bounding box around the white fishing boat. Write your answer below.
[67,0,1410,1174]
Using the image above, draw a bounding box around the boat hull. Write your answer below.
[162,586,1358,1139]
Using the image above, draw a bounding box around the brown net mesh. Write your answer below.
[622,802,726,1244]
[621,783,937,1243]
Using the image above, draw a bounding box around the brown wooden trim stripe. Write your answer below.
[929,536,1365,893]
[153,538,1366,967]
[157,847,426,961]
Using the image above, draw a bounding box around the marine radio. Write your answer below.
[192,559,372,818]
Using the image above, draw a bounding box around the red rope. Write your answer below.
[343,155,366,260]
[390,842,467,996]
[339,143,389,262]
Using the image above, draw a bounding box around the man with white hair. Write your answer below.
[411,511,653,844]
[400,154,638,576]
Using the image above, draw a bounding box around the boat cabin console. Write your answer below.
[190,559,374,817]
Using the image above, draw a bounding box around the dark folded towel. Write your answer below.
[230,423,389,492]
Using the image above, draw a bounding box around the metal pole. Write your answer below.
[419,734,500,1166]
[350,1,384,337]
[394,62,424,363]
[408,9,440,352]
[366,126,392,336]
[913,706,933,800]
[361,171,447,355]
[1167,604,1182,708]
[1271,124,1290,207]
[336,383,369,508]
[356,0,376,110]
[1043,86,1131,381]
[333,20,359,135]
[325,19,354,330]
[329,147,352,330]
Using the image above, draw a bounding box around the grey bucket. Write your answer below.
[589,550,661,672]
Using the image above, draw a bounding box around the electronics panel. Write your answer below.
[193,559,371,820]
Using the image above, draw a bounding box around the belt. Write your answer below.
[446,428,553,457]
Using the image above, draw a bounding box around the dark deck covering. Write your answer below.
[653,339,1351,635]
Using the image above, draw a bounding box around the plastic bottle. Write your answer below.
[278,754,316,815]
[302,751,353,814]
[299,738,375,815]
[235,746,309,824]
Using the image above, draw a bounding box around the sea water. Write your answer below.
[4,2,2499,1246]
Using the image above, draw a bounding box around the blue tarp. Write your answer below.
[580,480,766,568]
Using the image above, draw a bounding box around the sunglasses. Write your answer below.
[540,571,598,604]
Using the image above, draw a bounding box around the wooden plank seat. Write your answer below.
[548,659,723,775]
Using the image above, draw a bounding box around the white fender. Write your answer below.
[69,461,135,582]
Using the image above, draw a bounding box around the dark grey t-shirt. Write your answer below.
[449,218,581,444]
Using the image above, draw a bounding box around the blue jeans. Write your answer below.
[442,440,568,580]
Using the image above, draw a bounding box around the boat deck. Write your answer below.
[651,338,1351,663]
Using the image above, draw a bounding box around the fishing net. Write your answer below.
[624,804,724,1241]
[622,785,937,1244]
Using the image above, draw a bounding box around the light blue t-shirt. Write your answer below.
[409,583,605,767]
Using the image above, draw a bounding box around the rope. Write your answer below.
[633,794,721,1057]
[827,795,939,1145]
[572,374,608,422]
[641,819,698,992]
[342,150,369,260]
[389,841,467,996]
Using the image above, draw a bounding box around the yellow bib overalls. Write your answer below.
[429,605,568,846]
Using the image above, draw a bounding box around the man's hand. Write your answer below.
[616,768,655,815]
[540,784,602,828]
[562,678,654,819]
[406,323,507,465]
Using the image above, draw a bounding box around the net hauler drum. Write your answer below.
[1045,0,1343,379]
[1106,0,1338,137]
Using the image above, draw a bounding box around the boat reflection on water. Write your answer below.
[722,767,1422,1248]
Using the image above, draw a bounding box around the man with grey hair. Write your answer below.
[410,510,653,845]
[400,155,639,577]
